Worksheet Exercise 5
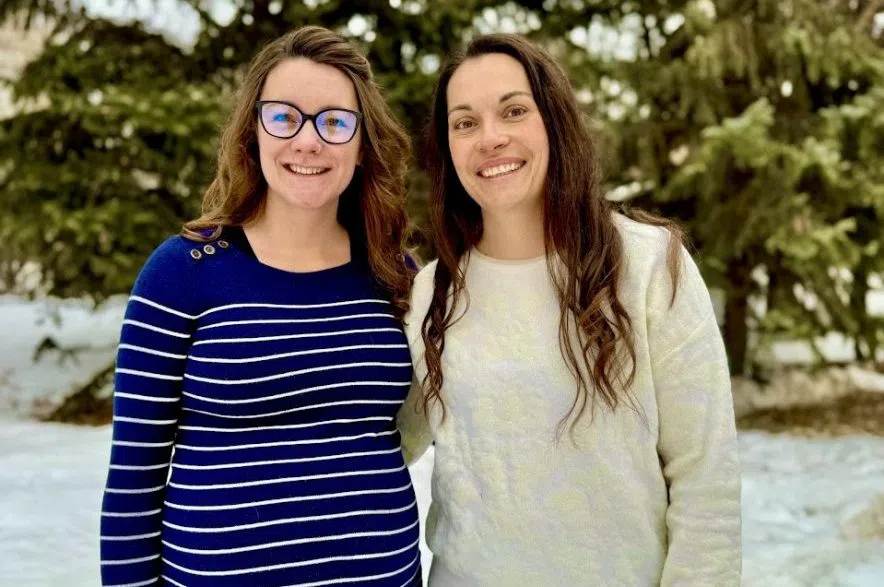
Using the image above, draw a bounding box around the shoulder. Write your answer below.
[138,235,199,278]
[132,234,231,309]
[141,233,230,271]
[613,212,712,318]
[613,212,673,259]
[614,212,688,276]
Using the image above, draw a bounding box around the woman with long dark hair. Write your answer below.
[398,34,741,586]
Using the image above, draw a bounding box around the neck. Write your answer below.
[476,204,545,260]
[244,196,350,271]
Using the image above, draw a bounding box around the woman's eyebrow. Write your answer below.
[448,90,533,116]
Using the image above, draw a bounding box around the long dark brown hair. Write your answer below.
[183,26,414,317]
[421,34,683,433]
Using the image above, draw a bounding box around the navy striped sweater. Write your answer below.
[100,229,421,587]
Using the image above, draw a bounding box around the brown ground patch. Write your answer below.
[737,391,884,437]
[40,363,114,426]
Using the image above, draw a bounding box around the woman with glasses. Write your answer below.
[397,34,741,586]
[100,26,422,586]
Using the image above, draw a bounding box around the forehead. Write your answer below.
[260,57,358,110]
[447,53,533,108]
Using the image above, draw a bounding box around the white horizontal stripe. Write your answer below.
[189,343,407,364]
[163,499,416,533]
[101,509,162,518]
[177,416,392,433]
[181,399,401,420]
[117,368,183,381]
[101,554,160,566]
[104,485,165,495]
[184,361,411,385]
[398,563,420,587]
[105,577,159,587]
[183,380,409,405]
[114,391,178,403]
[118,343,187,359]
[162,519,418,555]
[172,447,400,471]
[113,440,173,448]
[174,430,397,452]
[110,463,168,471]
[130,295,195,319]
[171,447,400,471]
[199,313,393,331]
[162,536,420,576]
[161,576,185,587]
[197,299,389,319]
[168,463,405,490]
[122,319,189,338]
[101,531,162,541]
[281,554,419,587]
[193,327,402,346]
[164,482,411,511]
[115,416,177,425]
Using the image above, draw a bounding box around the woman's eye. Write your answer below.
[506,106,528,117]
[453,119,475,130]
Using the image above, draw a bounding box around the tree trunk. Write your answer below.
[851,266,871,361]
[724,261,750,376]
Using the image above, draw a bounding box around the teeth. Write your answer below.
[480,162,523,178]
[286,164,326,175]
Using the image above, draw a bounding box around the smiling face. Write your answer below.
[446,53,549,218]
[257,57,362,215]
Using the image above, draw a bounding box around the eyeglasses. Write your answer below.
[255,100,362,145]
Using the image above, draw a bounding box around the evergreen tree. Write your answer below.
[567,0,884,373]
[0,18,221,298]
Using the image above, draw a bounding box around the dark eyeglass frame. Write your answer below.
[255,100,363,145]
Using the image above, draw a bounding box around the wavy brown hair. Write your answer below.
[183,26,414,317]
[421,34,684,433]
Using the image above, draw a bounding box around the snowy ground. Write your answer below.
[0,295,125,418]
[1,296,883,586]
[1,421,882,586]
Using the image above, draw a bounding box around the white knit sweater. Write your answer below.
[398,214,741,586]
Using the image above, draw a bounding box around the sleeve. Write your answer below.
[396,377,433,465]
[99,238,198,587]
[648,244,742,587]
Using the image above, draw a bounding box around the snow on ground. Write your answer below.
[0,295,125,418]
[0,421,881,587]
[739,433,884,587]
